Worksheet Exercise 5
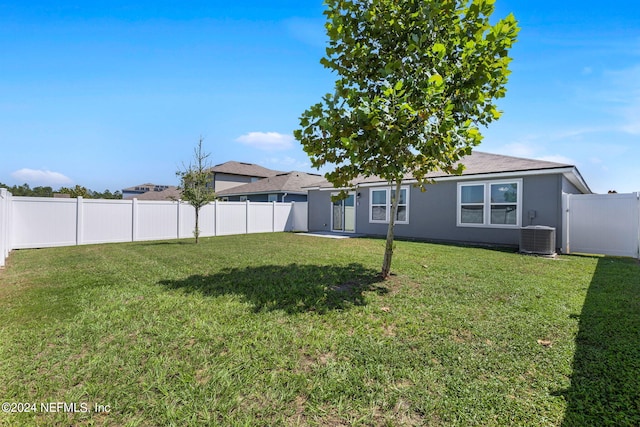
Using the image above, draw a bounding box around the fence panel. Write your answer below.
[273,203,291,231]
[197,203,216,237]
[11,197,78,249]
[83,199,133,244]
[288,202,308,232]
[177,203,216,239]
[565,192,640,258]
[136,200,179,241]
[216,202,248,235]
[248,203,275,233]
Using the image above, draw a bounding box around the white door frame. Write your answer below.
[330,192,356,233]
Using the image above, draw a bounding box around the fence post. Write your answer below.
[76,196,84,246]
[562,193,570,254]
[272,201,276,232]
[132,198,139,242]
[290,201,295,232]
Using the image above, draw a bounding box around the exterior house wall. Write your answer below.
[561,176,582,195]
[307,190,333,232]
[308,173,570,248]
[213,173,253,192]
[122,191,145,199]
[225,193,307,203]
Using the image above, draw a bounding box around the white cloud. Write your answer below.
[536,155,576,165]
[500,142,537,158]
[235,132,294,151]
[263,156,312,172]
[11,169,73,186]
[493,140,576,165]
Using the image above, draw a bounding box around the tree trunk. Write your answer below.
[194,207,200,244]
[381,179,402,278]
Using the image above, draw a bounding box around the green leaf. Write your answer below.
[432,43,446,58]
[394,80,404,91]
[429,74,444,87]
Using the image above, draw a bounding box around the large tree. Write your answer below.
[295,0,519,278]
[176,137,216,243]
[58,185,90,198]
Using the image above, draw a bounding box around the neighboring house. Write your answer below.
[122,183,174,199]
[208,161,283,193]
[305,151,591,249]
[216,171,324,202]
[134,186,181,201]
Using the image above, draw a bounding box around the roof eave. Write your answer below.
[218,190,307,197]
[314,167,592,191]
[562,167,592,194]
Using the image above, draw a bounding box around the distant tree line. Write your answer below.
[0,183,122,199]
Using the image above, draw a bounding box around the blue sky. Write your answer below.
[1,1,639,194]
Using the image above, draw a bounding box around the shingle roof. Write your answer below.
[216,171,325,196]
[441,151,571,176]
[310,151,576,188]
[209,161,282,178]
[134,186,181,201]
[122,183,170,192]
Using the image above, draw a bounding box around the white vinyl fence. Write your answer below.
[563,192,640,258]
[0,188,12,267]
[0,192,307,266]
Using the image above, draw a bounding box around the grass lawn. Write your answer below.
[0,233,638,426]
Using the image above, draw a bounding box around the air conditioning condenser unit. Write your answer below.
[520,226,556,256]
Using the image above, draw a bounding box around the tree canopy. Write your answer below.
[0,182,122,199]
[295,0,519,277]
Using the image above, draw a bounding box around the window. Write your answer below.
[457,180,521,227]
[490,183,518,225]
[239,195,248,202]
[267,194,278,202]
[460,185,484,224]
[369,187,410,224]
[371,190,387,221]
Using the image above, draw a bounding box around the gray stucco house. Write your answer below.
[305,152,591,249]
[216,171,323,202]
[208,161,283,193]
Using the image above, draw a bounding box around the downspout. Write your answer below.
[282,192,288,203]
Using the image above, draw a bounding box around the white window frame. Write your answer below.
[457,179,522,228]
[239,195,248,202]
[368,186,410,224]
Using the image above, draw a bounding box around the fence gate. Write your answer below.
[564,192,640,258]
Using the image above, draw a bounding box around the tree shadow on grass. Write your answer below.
[560,257,640,426]
[157,263,387,314]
